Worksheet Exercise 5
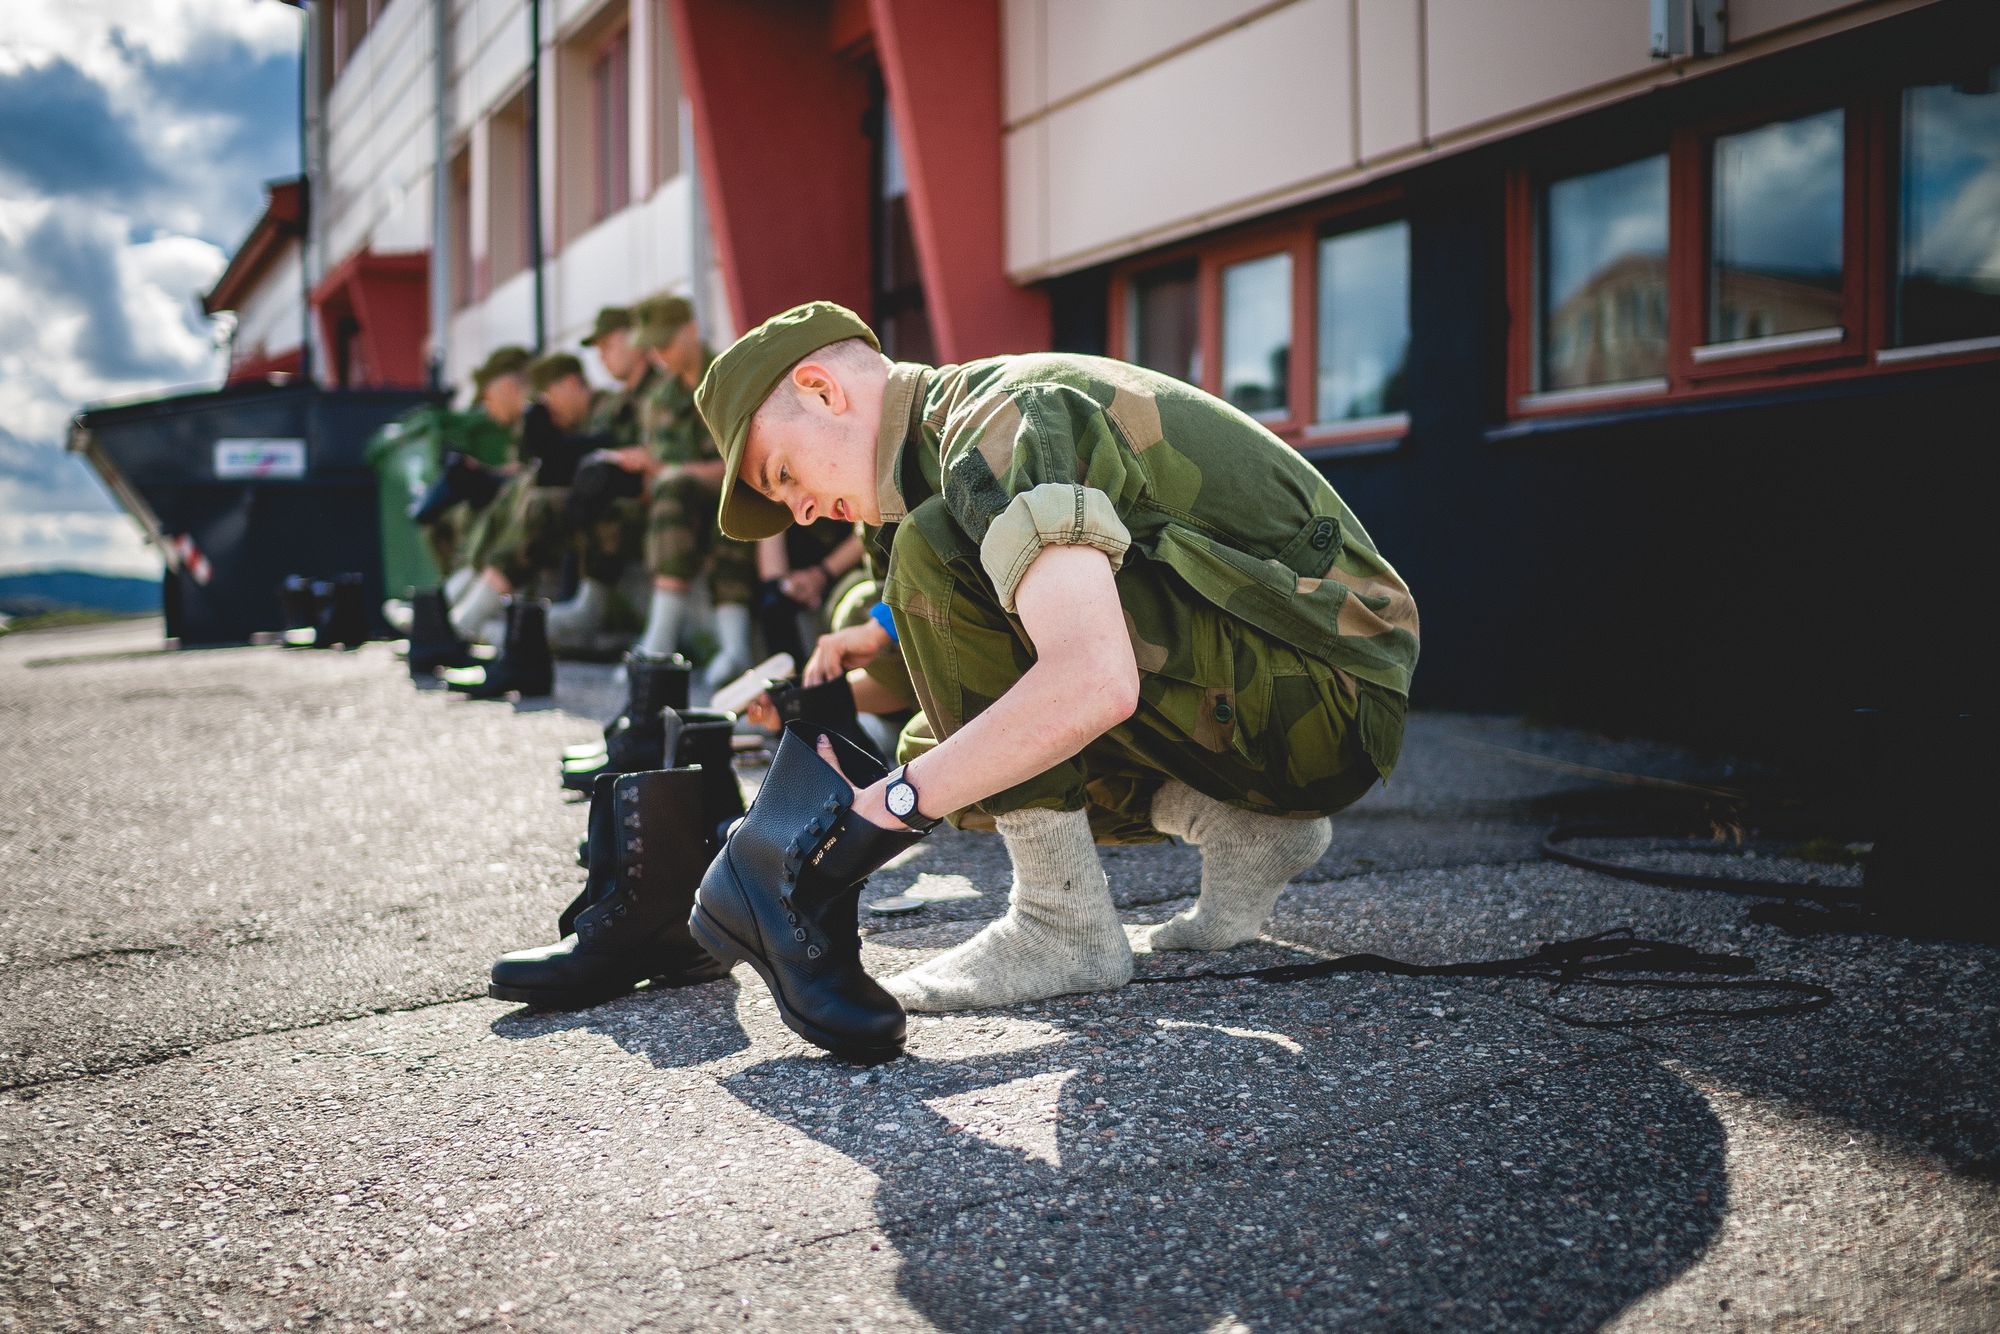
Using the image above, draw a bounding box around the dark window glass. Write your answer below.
[1220,251,1291,418]
[1129,262,1199,385]
[1709,109,1846,344]
[873,100,932,361]
[1316,219,1410,420]
[592,30,631,224]
[1539,156,1668,389]
[1897,65,2000,347]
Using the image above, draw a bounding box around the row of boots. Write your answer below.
[403,586,555,700]
[489,653,920,1062]
[280,574,370,649]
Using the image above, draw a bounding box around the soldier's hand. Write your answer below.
[813,735,898,831]
[802,622,890,685]
[779,564,830,608]
[742,690,779,732]
[613,445,653,474]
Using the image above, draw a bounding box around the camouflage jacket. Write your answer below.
[587,366,655,447]
[637,352,717,466]
[873,356,1419,700]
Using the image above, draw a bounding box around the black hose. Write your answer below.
[1541,820,1864,902]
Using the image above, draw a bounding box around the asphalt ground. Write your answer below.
[1,618,1994,1332]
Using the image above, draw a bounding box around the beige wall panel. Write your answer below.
[1356,0,1423,159]
[1040,0,1353,268]
[1040,0,1281,111]
[1001,0,1045,124]
[1426,0,1654,139]
[1729,0,1862,41]
[1004,121,1049,276]
[466,7,532,123]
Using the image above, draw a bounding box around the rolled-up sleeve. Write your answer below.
[978,482,1130,612]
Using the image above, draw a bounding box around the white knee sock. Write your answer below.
[884,807,1132,1012]
[1143,780,1331,951]
[443,567,475,603]
[448,578,505,643]
[703,602,755,688]
[637,587,687,658]
[547,578,609,647]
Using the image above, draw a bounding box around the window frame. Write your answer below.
[588,22,633,227]
[1508,75,2000,421]
[1107,185,1409,453]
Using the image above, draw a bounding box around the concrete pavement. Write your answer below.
[1,619,1994,1331]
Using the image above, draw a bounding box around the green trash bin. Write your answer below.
[366,404,513,595]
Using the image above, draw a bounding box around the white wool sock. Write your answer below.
[443,567,475,603]
[1142,780,1331,951]
[637,587,687,658]
[703,602,755,688]
[448,578,506,643]
[381,599,413,634]
[546,578,610,647]
[885,807,1132,1012]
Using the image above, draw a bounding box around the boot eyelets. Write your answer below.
[626,838,643,854]
[786,911,798,925]
[806,945,822,959]
[793,928,807,942]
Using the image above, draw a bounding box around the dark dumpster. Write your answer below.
[69,380,437,646]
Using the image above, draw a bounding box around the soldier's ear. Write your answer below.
[790,361,849,416]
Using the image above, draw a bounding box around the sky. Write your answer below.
[0,0,302,578]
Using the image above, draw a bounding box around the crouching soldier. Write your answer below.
[446,352,597,640]
[691,303,1418,1032]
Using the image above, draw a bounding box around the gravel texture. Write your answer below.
[1,619,1994,1332]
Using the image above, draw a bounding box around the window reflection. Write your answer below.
[1221,252,1291,418]
[1709,109,1846,344]
[1129,262,1200,386]
[1898,65,2000,346]
[1540,156,1668,389]
[1316,220,1410,420]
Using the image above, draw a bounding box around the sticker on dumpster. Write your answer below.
[214,438,307,479]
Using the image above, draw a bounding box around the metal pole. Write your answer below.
[526,0,546,351]
[297,1,317,383]
[428,0,450,388]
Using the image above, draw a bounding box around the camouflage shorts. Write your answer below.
[479,482,575,588]
[881,498,1399,844]
[645,470,757,605]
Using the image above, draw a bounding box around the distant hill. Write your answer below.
[0,570,159,617]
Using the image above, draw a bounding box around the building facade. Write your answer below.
[211,0,1995,743]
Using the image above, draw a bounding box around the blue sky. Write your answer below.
[0,0,301,577]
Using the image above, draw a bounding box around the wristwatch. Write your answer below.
[883,764,942,833]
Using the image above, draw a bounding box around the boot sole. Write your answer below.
[689,905,903,1065]
[487,962,731,1011]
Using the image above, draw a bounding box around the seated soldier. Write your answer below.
[699,303,1419,1012]
[752,521,867,665]
[418,346,530,590]
[446,352,598,641]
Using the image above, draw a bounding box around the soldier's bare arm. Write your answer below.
[840,542,1137,829]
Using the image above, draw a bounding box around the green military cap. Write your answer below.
[471,345,532,394]
[581,306,631,347]
[526,351,585,394]
[631,295,696,351]
[699,301,880,541]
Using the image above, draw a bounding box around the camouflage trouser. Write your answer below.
[829,577,915,710]
[881,499,1400,844]
[580,496,646,584]
[479,479,575,588]
[421,503,470,581]
[646,470,756,606]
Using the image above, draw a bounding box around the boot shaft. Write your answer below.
[574,767,713,947]
[773,677,879,762]
[624,652,692,720]
[674,712,746,828]
[503,598,553,670]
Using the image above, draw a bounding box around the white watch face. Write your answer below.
[888,782,917,818]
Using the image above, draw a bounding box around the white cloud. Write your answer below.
[3,0,297,79]
[0,511,162,578]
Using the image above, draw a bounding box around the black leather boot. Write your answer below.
[772,676,883,763]
[279,574,319,645]
[445,598,553,699]
[490,769,731,1009]
[561,651,693,765]
[688,721,927,1062]
[406,587,476,676]
[573,709,744,859]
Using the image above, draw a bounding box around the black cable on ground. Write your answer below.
[1540,820,1865,902]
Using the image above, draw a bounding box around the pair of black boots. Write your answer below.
[281,574,369,648]
[437,598,553,699]
[559,652,696,792]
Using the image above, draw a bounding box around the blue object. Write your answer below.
[868,600,899,644]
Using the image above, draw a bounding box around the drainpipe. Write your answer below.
[297,1,318,385]
[428,0,450,388]
[526,0,547,351]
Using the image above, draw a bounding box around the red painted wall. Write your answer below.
[869,0,1048,360]
[669,0,873,331]
[311,251,429,388]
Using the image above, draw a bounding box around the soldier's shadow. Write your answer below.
[721,986,1728,1331]
[488,975,751,1069]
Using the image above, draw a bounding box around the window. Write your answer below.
[487,90,533,287]
[1110,192,1409,450]
[1537,156,1667,392]
[448,147,473,308]
[1317,220,1411,425]
[1895,64,2000,349]
[873,99,934,362]
[651,0,683,187]
[1706,109,1846,350]
[591,26,631,224]
[1128,262,1199,386]
[1509,63,2000,417]
[1220,253,1291,419]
